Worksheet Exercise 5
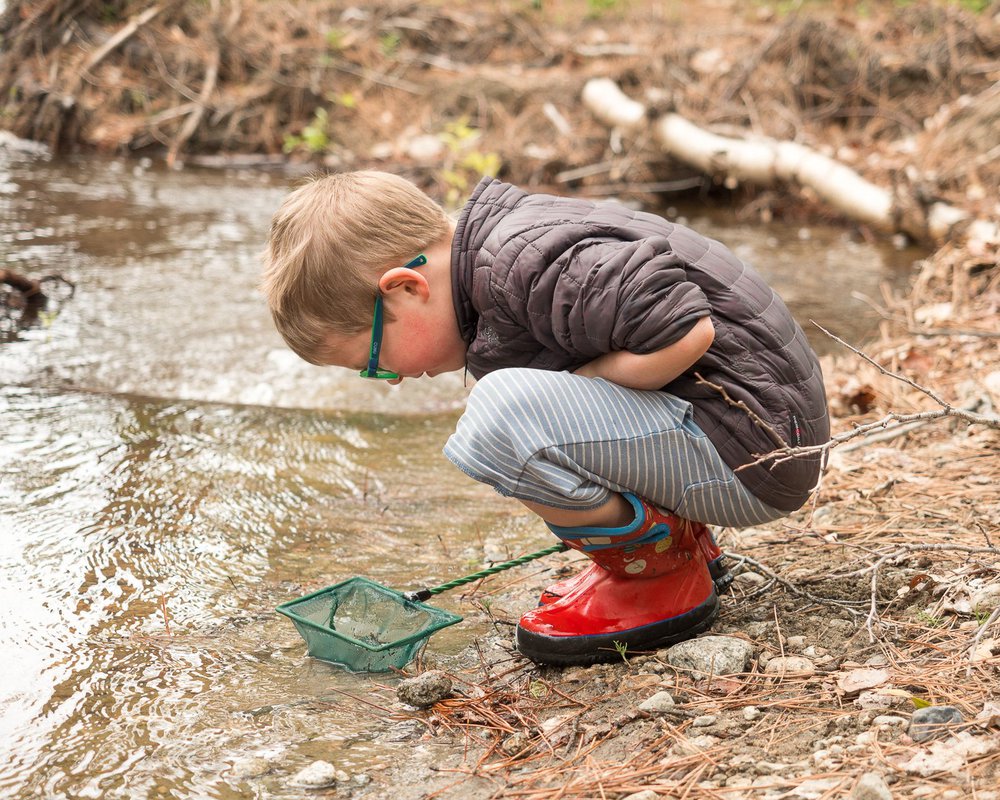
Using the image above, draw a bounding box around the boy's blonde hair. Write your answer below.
[261,170,449,365]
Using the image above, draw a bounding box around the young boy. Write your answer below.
[262,170,830,666]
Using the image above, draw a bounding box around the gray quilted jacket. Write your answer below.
[450,178,830,512]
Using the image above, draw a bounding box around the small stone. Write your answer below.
[785,635,807,651]
[854,691,894,711]
[673,734,720,755]
[872,715,908,727]
[622,791,659,800]
[971,583,1000,612]
[692,714,717,727]
[501,731,532,757]
[743,706,762,721]
[756,760,793,775]
[666,635,754,676]
[228,757,271,780]
[734,571,768,587]
[397,670,453,708]
[763,656,816,676]
[788,777,844,797]
[639,691,676,712]
[908,705,965,742]
[288,761,339,789]
[850,772,893,800]
[353,773,372,786]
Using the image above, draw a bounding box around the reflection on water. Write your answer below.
[0,148,924,798]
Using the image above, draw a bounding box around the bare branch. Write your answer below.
[693,372,788,449]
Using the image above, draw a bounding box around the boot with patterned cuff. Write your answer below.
[538,519,732,605]
[516,493,719,666]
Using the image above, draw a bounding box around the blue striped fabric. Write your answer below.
[444,368,784,528]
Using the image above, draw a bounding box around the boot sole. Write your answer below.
[516,591,720,667]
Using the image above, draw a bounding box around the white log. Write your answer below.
[581,77,995,242]
[656,113,894,225]
[581,78,646,131]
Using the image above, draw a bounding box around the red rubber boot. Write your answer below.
[538,521,732,604]
[516,494,718,666]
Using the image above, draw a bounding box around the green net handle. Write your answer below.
[403,543,569,602]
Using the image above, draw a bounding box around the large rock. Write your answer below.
[397,670,453,708]
[665,635,754,676]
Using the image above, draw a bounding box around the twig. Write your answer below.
[694,373,788,448]
[166,0,239,166]
[159,594,171,636]
[723,552,866,615]
[838,397,984,453]
[721,18,791,102]
[166,47,219,167]
[862,543,1000,642]
[738,324,1000,470]
[908,327,1000,340]
[82,4,170,79]
[966,607,1000,677]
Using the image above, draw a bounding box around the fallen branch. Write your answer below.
[165,0,240,167]
[81,4,169,79]
[723,552,867,616]
[967,607,1000,678]
[0,268,42,297]
[582,78,1000,244]
[739,322,1000,471]
[838,397,985,454]
[860,543,1000,643]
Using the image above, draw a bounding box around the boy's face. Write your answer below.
[321,268,467,384]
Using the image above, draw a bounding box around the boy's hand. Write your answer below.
[574,316,714,390]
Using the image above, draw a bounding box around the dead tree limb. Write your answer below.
[582,78,1000,245]
[0,268,42,298]
[165,0,241,167]
[81,4,168,80]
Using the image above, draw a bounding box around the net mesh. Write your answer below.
[276,577,462,672]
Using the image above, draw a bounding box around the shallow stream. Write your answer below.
[0,150,923,798]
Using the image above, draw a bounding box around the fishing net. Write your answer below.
[276,577,463,673]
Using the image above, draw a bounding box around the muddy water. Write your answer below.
[0,150,923,798]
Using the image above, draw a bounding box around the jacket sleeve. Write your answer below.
[490,234,712,362]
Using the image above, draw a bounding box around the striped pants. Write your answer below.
[443,368,784,528]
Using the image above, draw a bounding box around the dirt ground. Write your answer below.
[2,2,999,797]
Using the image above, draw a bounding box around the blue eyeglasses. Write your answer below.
[359,254,427,379]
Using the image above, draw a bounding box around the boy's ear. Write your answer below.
[378,267,430,299]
